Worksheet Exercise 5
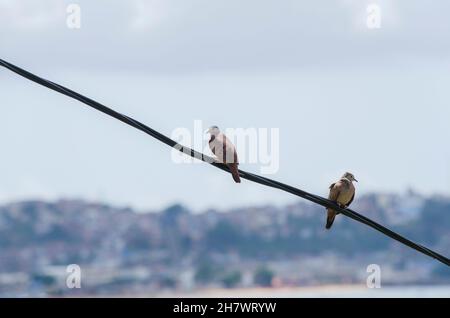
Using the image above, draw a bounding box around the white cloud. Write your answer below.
[130,0,169,31]
[0,0,64,30]
[339,0,402,31]
[1,1,450,73]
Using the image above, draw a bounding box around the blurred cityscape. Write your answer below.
[0,189,449,297]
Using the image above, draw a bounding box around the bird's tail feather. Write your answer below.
[229,164,241,183]
[326,209,336,229]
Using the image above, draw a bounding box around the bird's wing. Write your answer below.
[221,136,229,163]
[222,135,238,163]
[328,182,340,201]
[208,135,217,155]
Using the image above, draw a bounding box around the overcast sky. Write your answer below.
[1,1,450,211]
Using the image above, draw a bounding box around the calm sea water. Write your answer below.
[286,286,450,298]
[171,285,450,298]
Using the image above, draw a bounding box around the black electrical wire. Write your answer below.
[1,58,449,267]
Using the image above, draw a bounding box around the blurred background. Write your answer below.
[0,0,449,297]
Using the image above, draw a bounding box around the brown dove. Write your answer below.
[206,126,241,183]
[326,172,358,229]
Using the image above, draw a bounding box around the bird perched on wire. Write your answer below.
[206,126,241,183]
[326,172,358,229]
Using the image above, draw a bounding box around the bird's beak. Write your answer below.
[204,129,210,135]
[354,178,358,182]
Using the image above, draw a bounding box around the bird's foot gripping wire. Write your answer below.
[335,204,347,215]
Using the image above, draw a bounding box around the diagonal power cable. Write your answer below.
[1,58,448,267]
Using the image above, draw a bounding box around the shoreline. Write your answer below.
[156,284,450,298]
